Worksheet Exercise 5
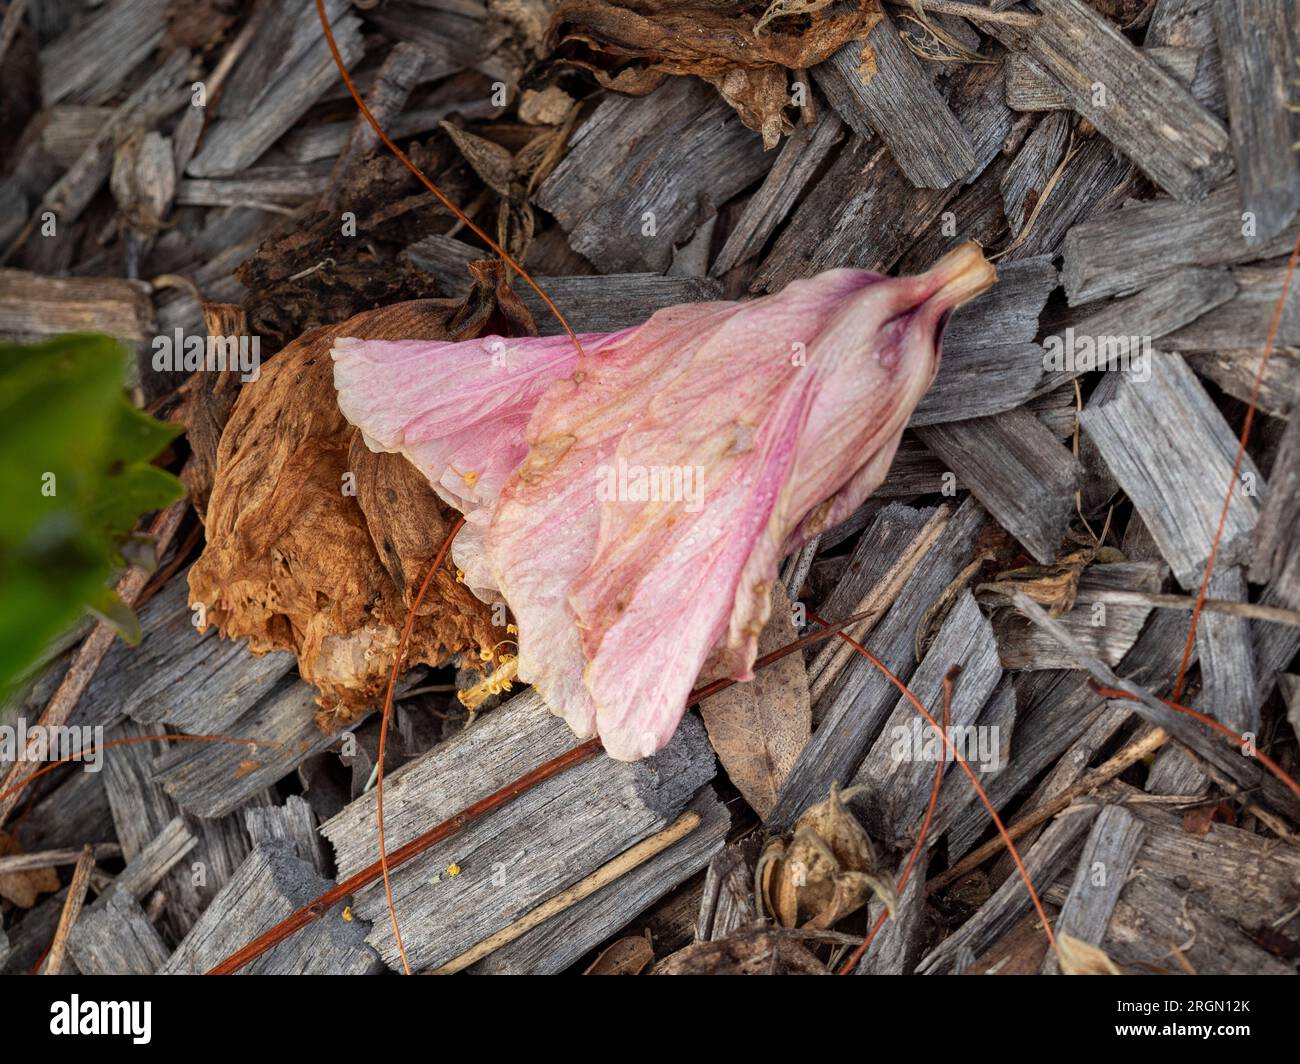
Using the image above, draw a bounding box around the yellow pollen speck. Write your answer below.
[462,470,479,487]
[447,863,461,877]
[342,906,353,922]
[456,569,465,582]
[506,623,518,635]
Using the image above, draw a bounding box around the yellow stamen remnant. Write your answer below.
[447,863,461,877]
[458,657,519,711]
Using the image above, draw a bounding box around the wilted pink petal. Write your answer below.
[332,331,614,595]
[334,243,995,760]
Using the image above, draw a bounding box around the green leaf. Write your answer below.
[0,334,188,700]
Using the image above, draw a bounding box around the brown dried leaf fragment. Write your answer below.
[188,264,529,730]
[652,924,831,974]
[698,584,810,818]
[0,831,60,909]
[548,0,882,145]
[1056,933,1123,975]
[583,933,655,974]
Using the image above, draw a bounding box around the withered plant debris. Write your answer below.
[188,264,531,729]
[7,0,1300,981]
[547,0,883,146]
[235,141,464,354]
[759,784,897,930]
[651,924,838,974]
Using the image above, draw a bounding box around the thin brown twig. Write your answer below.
[43,844,95,976]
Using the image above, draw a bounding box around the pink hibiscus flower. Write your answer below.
[333,242,995,759]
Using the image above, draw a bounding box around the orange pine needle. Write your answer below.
[313,0,585,363]
[838,663,958,974]
[808,611,1059,962]
[0,733,281,807]
[377,516,464,975]
[1091,683,1300,802]
[1172,230,1300,700]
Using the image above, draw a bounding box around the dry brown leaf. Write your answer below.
[583,933,655,974]
[760,784,896,930]
[1057,933,1123,976]
[188,264,526,730]
[698,584,810,818]
[705,66,793,149]
[548,0,882,144]
[652,925,829,974]
[1182,801,1236,836]
[518,85,576,125]
[0,831,59,909]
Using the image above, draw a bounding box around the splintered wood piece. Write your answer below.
[1079,351,1262,590]
[1039,266,1239,395]
[1026,0,1232,201]
[0,270,155,345]
[149,680,360,819]
[917,803,1097,974]
[809,505,949,707]
[1012,593,1300,819]
[711,111,843,277]
[1062,181,1299,304]
[39,0,170,106]
[852,848,929,975]
[1004,46,1198,113]
[1041,804,1144,973]
[101,720,257,940]
[536,78,769,274]
[320,690,715,972]
[917,407,1082,565]
[1146,0,1227,113]
[1001,112,1070,234]
[813,8,976,189]
[753,61,1011,291]
[1002,130,1139,263]
[160,842,381,974]
[768,498,987,831]
[29,48,192,231]
[113,816,198,901]
[695,838,760,944]
[82,570,296,737]
[1163,264,1300,355]
[187,14,365,178]
[474,790,729,974]
[850,590,1003,844]
[67,887,169,976]
[244,796,327,875]
[1212,0,1300,243]
[944,255,1059,350]
[990,561,1163,671]
[1252,397,1300,606]
[1194,565,1259,737]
